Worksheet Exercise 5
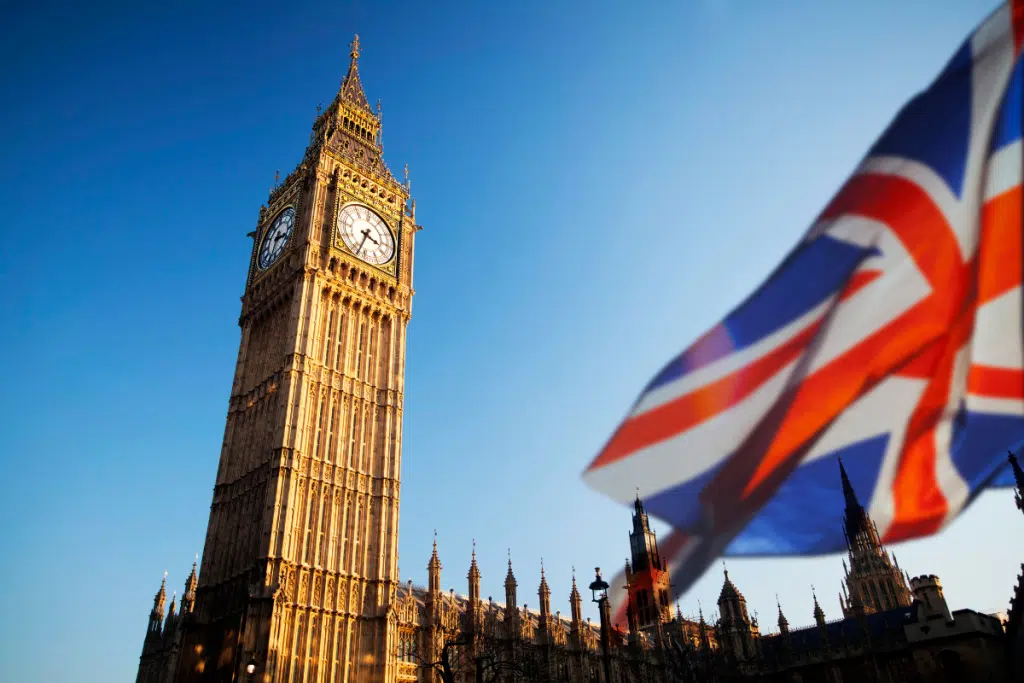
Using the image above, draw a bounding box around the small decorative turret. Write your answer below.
[813,588,827,629]
[164,592,178,634]
[538,559,551,619]
[717,567,757,660]
[569,567,583,628]
[776,596,789,636]
[182,556,198,615]
[698,604,711,651]
[467,540,481,606]
[149,573,167,634]
[142,572,168,655]
[428,531,442,594]
[505,550,518,612]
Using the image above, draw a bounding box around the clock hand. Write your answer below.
[356,232,370,255]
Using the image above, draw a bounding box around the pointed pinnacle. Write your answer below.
[350,34,361,62]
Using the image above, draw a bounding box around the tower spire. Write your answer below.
[339,34,372,112]
[836,460,911,616]
[838,456,868,537]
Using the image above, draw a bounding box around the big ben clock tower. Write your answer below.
[155,37,419,683]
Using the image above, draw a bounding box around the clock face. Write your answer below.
[258,207,296,270]
[337,204,395,265]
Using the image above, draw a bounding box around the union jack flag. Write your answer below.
[583,1,1024,629]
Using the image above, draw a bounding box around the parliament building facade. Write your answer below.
[134,37,1024,683]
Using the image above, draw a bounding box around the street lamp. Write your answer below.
[245,656,257,680]
[589,567,613,683]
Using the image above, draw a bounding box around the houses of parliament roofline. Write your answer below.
[140,453,1024,682]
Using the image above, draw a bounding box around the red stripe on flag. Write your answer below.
[840,269,882,301]
[1013,0,1024,52]
[978,185,1023,304]
[968,364,1024,399]
[589,320,823,471]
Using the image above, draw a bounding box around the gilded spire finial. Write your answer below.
[350,34,361,63]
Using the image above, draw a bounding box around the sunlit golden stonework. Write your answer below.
[138,36,419,683]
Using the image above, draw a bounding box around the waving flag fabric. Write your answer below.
[583,1,1024,628]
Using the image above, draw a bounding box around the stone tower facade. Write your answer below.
[164,36,418,683]
[837,458,913,617]
[624,495,674,635]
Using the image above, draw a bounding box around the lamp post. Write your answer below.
[245,656,257,681]
[589,567,613,683]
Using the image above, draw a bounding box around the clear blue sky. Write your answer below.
[1,1,1021,681]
